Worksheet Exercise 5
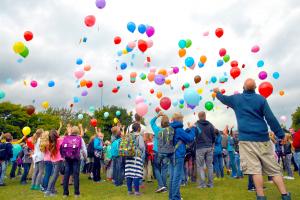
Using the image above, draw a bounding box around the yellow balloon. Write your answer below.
[42,101,49,109]
[22,126,31,136]
[113,118,119,124]
[122,49,128,54]
[197,88,203,94]
[13,41,25,54]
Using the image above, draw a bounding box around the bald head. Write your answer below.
[198,111,206,120]
[243,78,256,91]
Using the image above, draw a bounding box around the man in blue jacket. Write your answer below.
[169,112,195,200]
[214,78,290,200]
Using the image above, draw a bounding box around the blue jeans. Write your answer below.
[112,156,125,186]
[229,151,237,177]
[293,152,300,175]
[93,156,101,182]
[21,163,31,183]
[126,177,140,192]
[47,161,62,193]
[154,152,173,188]
[213,153,224,178]
[169,157,183,200]
[235,153,242,177]
[248,175,255,190]
[63,159,80,196]
[42,161,53,189]
[0,161,8,184]
[10,161,17,178]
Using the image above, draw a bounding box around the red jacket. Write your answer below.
[292,129,300,150]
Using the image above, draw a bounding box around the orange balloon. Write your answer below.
[148,72,155,82]
[212,92,217,98]
[80,79,87,87]
[158,69,167,76]
[279,90,285,96]
[156,91,162,99]
[178,49,186,57]
[130,72,137,78]
[84,65,91,71]
[165,79,171,85]
[200,55,207,63]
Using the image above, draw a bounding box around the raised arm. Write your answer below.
[263,100,284,139]
[57,121,63,135]
[79,124,84,137]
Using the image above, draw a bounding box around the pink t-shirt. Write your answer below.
[44,149,51,161]
[50,137,64,162]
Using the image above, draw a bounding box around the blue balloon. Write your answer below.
[273,72,280,79]
[257,60,264,67]
[172,101,178,107]
[120,62,127,70]
[138,24,146,34]
[127,22,136,33]
[116,110,121,116]
[217,59,224,67]
[126,45,133,52]
[211,76,217,83]
[185,57,195,68]
[78,114,83,120]
[82,37,87,43]
[179,99,184,104]
[198,62,204,68]
[48,80,55,87]
[219,76,228,83]
[104,112,109,118]
[184,89,201,106]
[117,50,122,56]
[76,58,83,65]
[73,97,80,103]
[178,40,186,49]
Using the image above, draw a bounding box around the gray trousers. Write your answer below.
[47,161,63,193]
[285,154,293,177]
[196,148,214,187]
[32,161,45,186]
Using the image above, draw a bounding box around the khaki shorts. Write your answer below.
[239,141,282,176]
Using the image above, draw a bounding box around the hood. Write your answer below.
[243,90,256,94]
[170,121,184,129]
[197,120,211,126]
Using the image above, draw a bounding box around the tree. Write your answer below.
[292,107,300,131]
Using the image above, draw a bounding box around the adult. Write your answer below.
[195,111,215,188]
[214,78,291,200]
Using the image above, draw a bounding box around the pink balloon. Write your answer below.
[136,102,148,117]
[74,70,85,79]
[147,39,153,48]
[135,96,144,104]
[173,67,179,74]
[30,80,38,88]
[251,45,260,53]
[149,67,156,73]
[203,31,209,36]
[146,26,155,37]
[258,71,268,80]
[128,41,136,49]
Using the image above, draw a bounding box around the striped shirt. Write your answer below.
[125,156,144,178]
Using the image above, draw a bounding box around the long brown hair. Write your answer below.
[40,131,50,153]
[49,129,59,157]
[32,129,44,144]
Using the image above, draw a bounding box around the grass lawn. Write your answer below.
[0,172,299,200]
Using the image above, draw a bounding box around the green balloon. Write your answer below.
[223,54,230,63]
[140,73,146,80]
[183,82,190,88]
[205,101,214,111]
[185,39,192,48]
[179,104,184,109]
[19,46,29,58]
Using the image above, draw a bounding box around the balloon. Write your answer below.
[24,31,33,41]
[155,107,161,114]
[184,88,201,106]
[30,80,38,88]
[76,58,83,65]
[221,89,226,94]
[185,57,195,67]
[22,127,31,136]
[154,74,165,85]
[197,88,203,94]
[48,80,55,87]
[183,82,190,88]
[73,97,80,103]
[127,41,136,49]
[178,40,186,49]
[211,76,217,83]
[257,60,264,67]
[273,72,280,79]
[127,22,136,33]
[136,102,148,117]
[179,104,184,109]
[135,96,144,104]
[279,90,285,96]
[185,39,192,48]
[217,60,224,67]
[172,101,178,107]
[156,91,162,99]
[84,15,96,27]
[215,28,224,38]
[251,45,260,53]
[258,71,268,80]
[158,69,167,76]
[78,114,84,120]
[212,92,217,99]
[98,81,104,88]
[258,82,273,98]
[150,67,157,73]
[25,105,35,115]
[20,46,29,58]
[173,67,179,74]
[223,55,230,62]
[165,79,171,85]
[280,115,287,123]
[26,137,34,150]
[139,73,146,80]
[150,88,154,94]
[146,39,153,48]
[200,55,207,63]
[120,62,127,70]
[147,72,155,82]
[89,106,96,113]
[230,67,241,79]
[205,101,214,111]
[86,80,93,88]
[0,90,5,100]
[74,70,84,79]
[95,0,106,9]
[138,40,148,52]
[178,49,186,57]
[146,26,155,37]
[114,36,122,45]
[90,119,97,127]
[138,24,146,34]
[130,72,137,78]
[160,97,171,110]
[113,118,119,124]
[219,76,228,83]
[81,90,88,97]
[84,65,91,71]
[230,60,238,67]
[198,62,204,68]
[219,48,226,57]
[104,112,109,118]
[179,99,185,104]
[116,74,123,81]
[80,80,87,87]
[41,101,49,109]
[13,41,25,53]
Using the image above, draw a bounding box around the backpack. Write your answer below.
[0,143,7,161]
[119,133,140,157]
[60,135,82,160]
[158,127,175,154]
[87,139,95,158]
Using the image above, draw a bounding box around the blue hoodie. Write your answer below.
[216,90,284,142]
[150,116,162,152]
[214,134,222,155]
[170,121,195,159]
[93,137,103,151]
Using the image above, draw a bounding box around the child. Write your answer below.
[9,143,22,179]
[40,131,52,191]
[283,134,294,180]
[20,143,33,185]
[0,133,13,186]
[104,140,113,181]
[93,127,104,182]
[125,123,145,196]
[86,135,96,180]
[144,133,154,183]
[213,129,224,179]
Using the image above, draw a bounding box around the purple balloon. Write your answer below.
[146,26,155,37]
[81,90,88,97]
[258,71,267,80]
[154,74,165,85]
[95,0,106,9]
[187,104,196,109]
[173,67,179,74]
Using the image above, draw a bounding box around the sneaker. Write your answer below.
[34,185,41,190]
[248,188,256,192]
[30,185,35,190]
[135,192,142,196]
[281,193,291,200]
[197,185,206,189]
[20,181,27,185]
[256,196,267,200]
[75,195,80,198]
[162,188,168,193]
[286,176,295,180]
[207,185,214,188]
[156,186,167,193]
[128,191,134,195]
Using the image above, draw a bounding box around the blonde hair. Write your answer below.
[40,131,49,153]
[71,126,80,135]
[32,129,44,144]
[172,112,184,122]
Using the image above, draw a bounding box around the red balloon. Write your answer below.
[230,67,241,79]
[114,36,121,45]
[219,48,226,57]
[25,105,35,115]
[258,82,273,98]
[112,87,118,93]
[90,119,97,127]
[86,80,93,88]
[221,89,226,94]
[215,28,224,38]
[116,75,123,81]
[26,137,34,150]
[24,31,33,41]
[84,15,96,27]
[160,97,171,110]
[150,88,154,94]
[155,107,161,114]
[138,39,148,53]
[242,64,245,68]
[231,60,238,67]
[98,81,104,88]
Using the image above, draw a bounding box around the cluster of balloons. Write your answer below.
[116,39,153,56]
[12,31,33,59]
[135,96,148,117]
[127,22,155,37]
[229,60,241,79]
[178,39,192,58]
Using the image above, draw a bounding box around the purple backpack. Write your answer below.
[60,135,82,160]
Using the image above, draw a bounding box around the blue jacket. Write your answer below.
[93,137,103,151]
[170,121,195,159]
[227,136,234,152]
[214,134,222,155]
[111,137,121,158]
[216,90,284,142]
[150,116,162,152]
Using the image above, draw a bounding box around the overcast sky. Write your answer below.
[0,0,299,130]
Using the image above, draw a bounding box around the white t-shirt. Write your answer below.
[32,138,44,163]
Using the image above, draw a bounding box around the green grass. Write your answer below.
[0,172,299,200]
